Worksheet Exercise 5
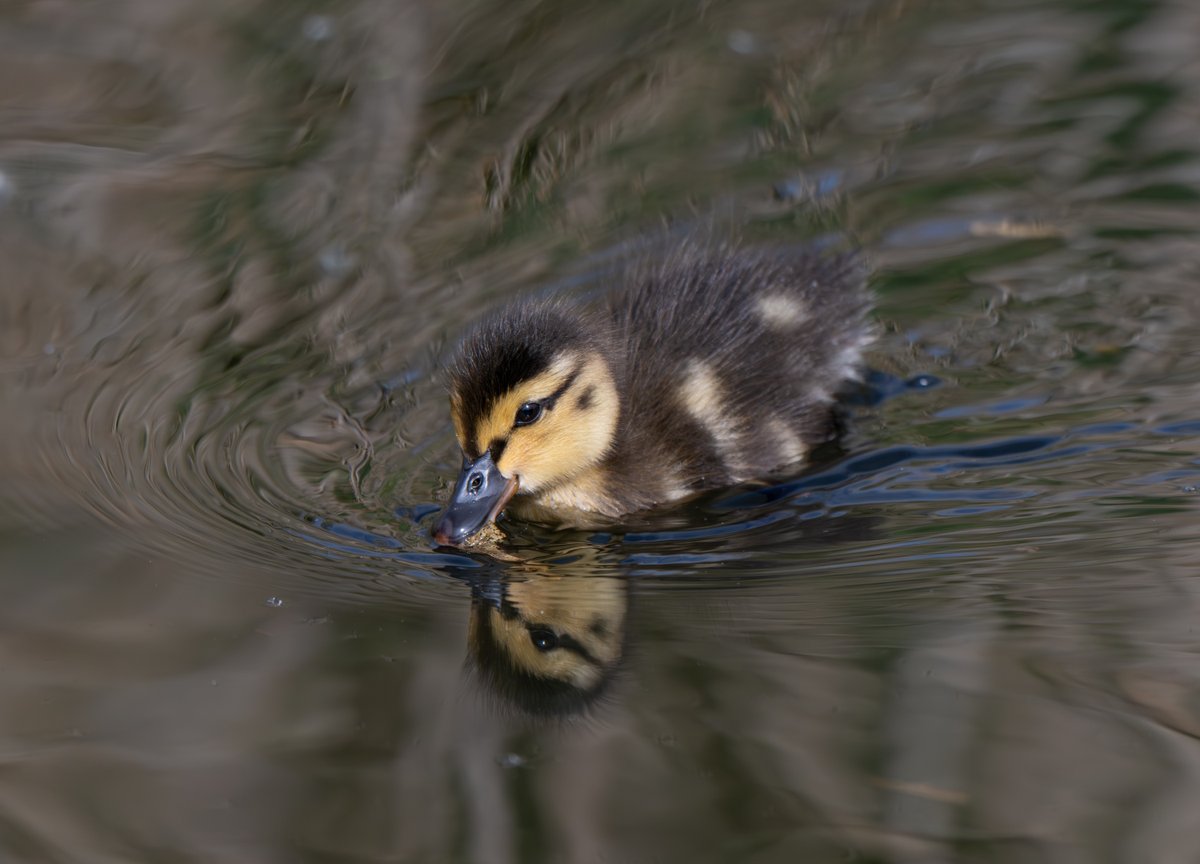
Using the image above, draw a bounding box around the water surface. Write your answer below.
[3,0,1200,861]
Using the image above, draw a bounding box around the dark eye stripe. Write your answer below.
[575,385,595,411]
[541,365,582,411]
[488,436,508,461]
[491,362,585,443]
[522,622,600,666]
[504,364,583,435]
[556,632,600,665]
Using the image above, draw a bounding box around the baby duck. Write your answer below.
[433,241,873,546]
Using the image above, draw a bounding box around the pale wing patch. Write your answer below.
[661,485,692,502]
[678,359,745,478]
[767,416,808,466]
[755,293,809,328]
[659,463,693,502]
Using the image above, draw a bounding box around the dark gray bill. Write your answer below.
[432,452,519,546]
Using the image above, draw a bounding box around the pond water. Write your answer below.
[3,0,1200,861]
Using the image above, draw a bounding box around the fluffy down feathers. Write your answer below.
[440,241,874,535]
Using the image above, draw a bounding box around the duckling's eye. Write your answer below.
[514,401,543,427]
[528,628,558,652]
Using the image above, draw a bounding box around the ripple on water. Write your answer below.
[3,0,1200,858]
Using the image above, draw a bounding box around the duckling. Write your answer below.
[467,573,628,716]
[433,241,873,545]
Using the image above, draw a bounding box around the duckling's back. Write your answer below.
[602,243,873,502]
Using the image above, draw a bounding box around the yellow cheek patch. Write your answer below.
[496,420,579,486]
[471,353,580,454]
[500,355,619,490]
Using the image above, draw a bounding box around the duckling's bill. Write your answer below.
[432,452,519,546]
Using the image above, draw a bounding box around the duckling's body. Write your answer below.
[434,242,873,545]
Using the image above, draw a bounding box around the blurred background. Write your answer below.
[2,0,1200,861]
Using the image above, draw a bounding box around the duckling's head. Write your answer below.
[433,300,619,545]
[467,573,628,717]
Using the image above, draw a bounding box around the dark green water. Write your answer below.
[2,0,1200,861]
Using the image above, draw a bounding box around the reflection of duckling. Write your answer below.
[468,574,628,717]
[434,242,873,545]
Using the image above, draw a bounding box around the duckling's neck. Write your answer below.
[510,463,625,525]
